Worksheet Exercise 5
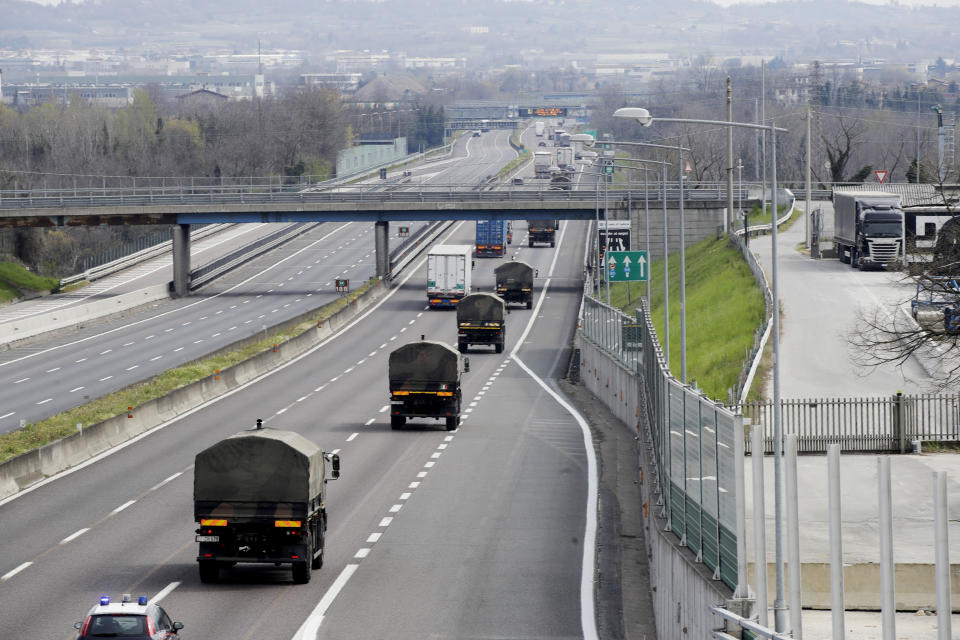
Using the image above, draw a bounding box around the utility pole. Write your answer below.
[727,76,734,234]
[805,104,812,248]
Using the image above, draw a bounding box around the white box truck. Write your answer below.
[534,151,553,178]
[427,245,472,308]
[535,121,545,137]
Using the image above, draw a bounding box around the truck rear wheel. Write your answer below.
[292,560,311,584]
[526,300,532,310]
[311,548,324,570]
[495,343,503,354]
[458,342,467,353]
[528,240,534,247]
[550,240,555,247]
[198,561,219,584]
[390,415,405,430]
[446,416,459,431]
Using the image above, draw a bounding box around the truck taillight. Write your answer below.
[393,391,410,396]
[437,391,454,397]
[275,520,302,528]
[201,519,227,526]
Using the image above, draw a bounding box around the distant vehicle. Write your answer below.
[389,339,466,430]
[535,121,545,136]
[833,191,904,270]
[538,141,548,147]
[555,129,571,147]
[193,423,340,584]
[911,277,960,333]
[74,595,183,640]
[512,176,524,185]
[457,292,506,353]
[534,151,553,178]
[472,130,482,137]
[475,220,509,257]
[527,220,559,247]
[495,260,535,309]
[427,245,473,308]
[556,147,575,171]
[549,173,572,191]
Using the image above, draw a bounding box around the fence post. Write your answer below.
[934,471,952,640]
[893,391,905,454]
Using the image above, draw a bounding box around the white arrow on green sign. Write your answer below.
[606,251,648,282]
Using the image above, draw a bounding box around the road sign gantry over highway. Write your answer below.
[606,250,648,282]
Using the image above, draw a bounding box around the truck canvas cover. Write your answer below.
[456,293,505,324]
[495,261,534,289]
[194,428,324,507]
[389,340,461,387]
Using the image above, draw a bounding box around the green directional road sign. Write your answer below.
[606,251,648,282]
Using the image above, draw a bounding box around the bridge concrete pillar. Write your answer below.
[375,221,390,281]
[172,223,191,298]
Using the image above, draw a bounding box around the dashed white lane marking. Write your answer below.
[444,435,454,442]
[354,548,370,559]
[437,444,448,450]
[314,385,326,392]
[344,367,355,374]
[0,412,14,420]
[409,482,421,489]
[13,378,28,384]
[379,343,387,349]
[330,376,340,382]
[36,398,52,405]
[389,504,402,513]
[100,349,112,355]
[430,452,442,459]
[126,365,139,371]
[45,367,60,373]
[152,581,180,604]
[346,433,358,442]
[416,471,428,478]
[193,339,204,344]
[366,533,382,543]
[123,342,135,347]
[379,405,389,413]
[330,449,340,455]
[469,402,478,407]
[1,561,32,581]
[99,376,113,382]
[182,321,191,326]
[150,472,182,492]
[75,358,87,363]
[60,528,90,545]
[464,409,473,414]
[389,335,397,341]
[364,418,375,426]
[164,328,173,332]
[212,332,222,338]
[145,336,155,340]
[378,517,393,527]
[173,347,184,352]
[69,387,84,393]
[150,356,162,362]
[277,408,288,415]
[297,396,308,403]
[407,319,415,325]
[424,461,435,468]
[368,351,377,357]
[416,312,423,318]
[400,327,407,333]
[399,492,411,500]
[111,500,136,514]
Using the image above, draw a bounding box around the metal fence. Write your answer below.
[737,392,960,454]
[581,294,742,590]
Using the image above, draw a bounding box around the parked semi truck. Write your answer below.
[534,151,553,178]
[475,219,509,257]
[427,244,472,308]
[389,339,466,430]
[194,422,340,585]
[527,220,559,247]
[495,260,535,309]
[833,191,904,270]
[457,292,506,353]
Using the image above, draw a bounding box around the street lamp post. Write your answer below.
[614,107,792,633]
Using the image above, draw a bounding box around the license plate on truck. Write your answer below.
[195,535,219,542]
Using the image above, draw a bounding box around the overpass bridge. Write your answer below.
[0,181,808,295]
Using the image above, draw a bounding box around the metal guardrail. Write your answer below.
[580,294,742,590]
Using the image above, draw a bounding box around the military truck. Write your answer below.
[193,422,340,585]
[527,219,559,247]
[389,339,466,431]
[495,260,535,309]
[457,292,506,353]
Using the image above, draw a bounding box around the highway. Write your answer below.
[0,215,596,639]
[0,129,518,434]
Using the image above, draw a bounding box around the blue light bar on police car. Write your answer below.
[138,596,148,606]
[99,596,110,606]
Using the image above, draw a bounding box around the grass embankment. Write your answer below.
[0,262,60,303]
[497,150,530,179]
[0,279,378,463]
[739,203,792,227]
[607,236,766,401]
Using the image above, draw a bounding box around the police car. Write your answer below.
[74,595,184,639]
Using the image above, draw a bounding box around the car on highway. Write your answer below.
[472,130,482,137]
[74,595,184,640]
[538,141,547,147]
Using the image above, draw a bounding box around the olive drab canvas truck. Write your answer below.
[495,260,535,309]
[193,423,340,585]
[389,339,466,431]
[456,292,506,354]
[527,220,559,247]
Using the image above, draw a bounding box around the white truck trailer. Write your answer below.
[427,245,473,308]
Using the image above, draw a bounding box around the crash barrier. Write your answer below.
[187,222,322,291]
[0,278,390,500]
[578,295,744,639]
[59,223,229,287]
[737,391,960,454]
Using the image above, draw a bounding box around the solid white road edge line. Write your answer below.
[508,219,600,640]
[152,581,180,604]
[0,221,466,510]
[1,561,32,581]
